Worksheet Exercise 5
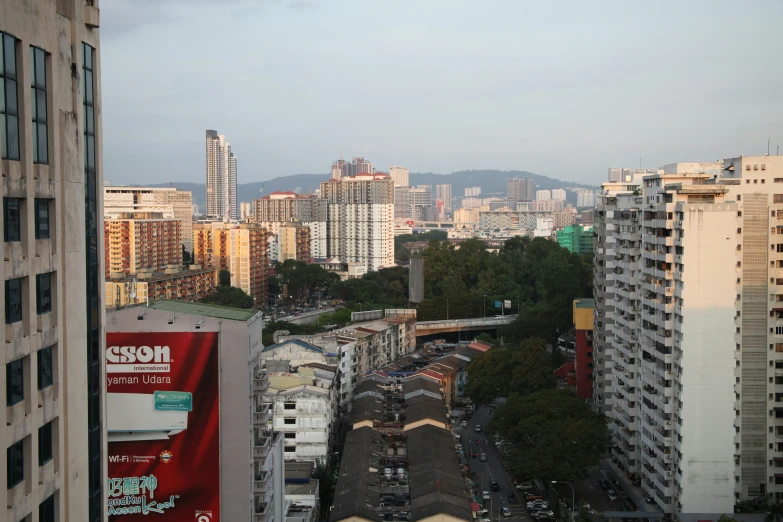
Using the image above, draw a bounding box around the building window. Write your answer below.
[38,346,53,390]
[6,357,23,405]
[7,439,24,488]
[284,445,296,453]
[283,402,296,410]
[4,198,21,242]
[283,418,295,425]
[1,32,20,160]
[38,421,53,465]
[284,432,296,439]
[39,495,55,522]
[35,199,50,239]
[5,277,22,324]
[36,272,52,314]
[30,46,48,164]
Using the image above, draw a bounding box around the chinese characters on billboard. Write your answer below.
[106,332,220,521]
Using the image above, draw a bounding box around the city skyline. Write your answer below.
[100,0,783,186]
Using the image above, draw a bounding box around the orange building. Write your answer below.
[193,222,270,305]
[277,221,311,262]
[104,212,182,278]
[105,266,218,309]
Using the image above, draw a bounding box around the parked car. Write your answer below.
[515,482,534,491]
[527,501,548,511]
[475,425,482,432]
[482,491,490,500]
[507,492,517,503]
[525,494,544,501]
[532,510,555,521]
[606,489,618,501]
[480,453,487,462]
[476,509,488,517]
[460,421,468,427]
[490,481,500,491]
[501,507,512,517]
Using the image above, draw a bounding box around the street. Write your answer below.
[456,405,532,522]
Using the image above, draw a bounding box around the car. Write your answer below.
[501,507,512,517]
[471,452,478,459]
[480,453,487,462]
[515,482,534,491]
[482,491,490,500]
[606,489,618,501]
[532,511,555,521]
[475,425,482,432]
[460,421,468,427]
[599,479,611,490]
[527,501,548,511]
[507,492,517,503]
[525,494,544,501]
[476,509,489,517]
[490,481,500,491]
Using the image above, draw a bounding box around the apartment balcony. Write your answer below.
[254,404,271,426]
[254,378,270,393]
[254,500,271,522]
[254,471,270,493]
[254,433,271,460]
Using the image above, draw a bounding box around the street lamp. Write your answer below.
[551,481,575,522]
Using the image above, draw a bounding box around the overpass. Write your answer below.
[415,315,516,336]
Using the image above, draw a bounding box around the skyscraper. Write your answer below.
[389,165,409,188]
[507,177,534,204]
[331,157,374,180]
[206,129,238,220]
[1,3,105,521]
[435,184,453,211]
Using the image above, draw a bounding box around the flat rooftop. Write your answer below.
[574,298,595,309]
[147,299,260,321]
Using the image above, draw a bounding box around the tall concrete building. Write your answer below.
[206,129,238,220]
[507,177,534,204]
[320,173,394,271]
[252,192,327,260]
[435,184,453,211]
[411,185,433,219]
[394,186,413,219]
[595,157,783,519]
[104,185,194,253]
[331,157,374,180]
[1,3,105,521]
[551,188,567,201]
[535,189,551,201]
[465,186,481,197]
[193,222,270,305]
[389,165,409,188]
[103,212,182,278]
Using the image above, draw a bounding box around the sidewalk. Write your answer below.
[600,458,649,512]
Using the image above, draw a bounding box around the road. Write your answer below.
[275,307,335,325]
[455,405,532,522]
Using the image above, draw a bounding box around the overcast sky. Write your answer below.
[101,0,783,186]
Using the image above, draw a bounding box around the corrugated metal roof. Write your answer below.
[147,299,260,321]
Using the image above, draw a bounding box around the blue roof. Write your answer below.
[262,338,325,354]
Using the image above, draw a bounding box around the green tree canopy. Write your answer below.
[488,389,609,483]
[201,285,254,309]
[218,269,231,287]
[275,260,340,302]
[465,338,555,405]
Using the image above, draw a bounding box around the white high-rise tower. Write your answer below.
[206,130,238,220]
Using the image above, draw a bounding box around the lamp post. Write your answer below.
[551,481,575,522]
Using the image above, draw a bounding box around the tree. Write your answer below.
[219,269,231,287]
[465,338,555,405]
[488,389,608,483]
[767,503,783,522]
[182,245,192,265]
[201,286,254,309]
[576,502,593,522]
[313,457,337,521]
[718,515,741,522]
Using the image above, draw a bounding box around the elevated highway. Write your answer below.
[415,315,516,336]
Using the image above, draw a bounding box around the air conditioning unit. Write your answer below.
[107,392,189,442]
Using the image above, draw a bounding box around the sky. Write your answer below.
[101,0,783,186]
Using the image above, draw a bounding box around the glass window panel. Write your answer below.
[37,273,51,314]
[7,440,23,487]
[39,495,55,522]
[36,90,46,123]
[30,87,36,120]
[6,78,17,113]
[7,114,18,160]
[83,43,92,70]
[37,123,47,164]
[35,48,45,89]
[4,35,15,78]
[86,134,94,168]
[37,346,53,389]
[84,70,93,104]
[38,422,52,465]
[29,47,34,86]
[32,118,38,163]
[0,79,5,112]
[0,35,4,75]
[4,198,20,242]
[6,357,23,405]
[1,114,6,158]
[86,105,94,134]
[5,278,22,323]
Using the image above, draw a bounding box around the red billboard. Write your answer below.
[106,331,220,522]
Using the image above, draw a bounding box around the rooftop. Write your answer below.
[574,298,595,309]
[147,299,260,321]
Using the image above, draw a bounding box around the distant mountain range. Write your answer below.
[136,170,599,210]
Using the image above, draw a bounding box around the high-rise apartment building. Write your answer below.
[320,173,394,271]
[465,186,482,197]
[507,178,534,204]
[596,157,783,518]
[240,201,252,219]
[608,167,657,183]
[252,192,326,259]
[1,3,105,521]
[552,188,567,201]
[104,186,194,253]
[412,185,433,219]
[104,212,182,278]
[536,189,551,201]
[389,165,409,188]
[394,186,413,219]
[277,222,312,263]
[576,190,597,208]
[193,222,270,305]
[435,184,453,211]
[331,157,374,180]
[206,129,238,220]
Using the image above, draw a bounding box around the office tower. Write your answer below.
[551,188,567,201]
[394,186,413,219]
[320,173,394,271]
[389,165,409,188]
[331,157,374,180]
[206,129,238,220]
[1,3,105,521]
[535,189,551,201]
[435,184,453,211]
[104,186,194,253]
[107,301,286,522]
[465,186,481,197]
[193,222,270,304]
[104,212,182,278]
[595,157,783,518]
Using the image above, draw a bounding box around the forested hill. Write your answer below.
[136,170,599,209]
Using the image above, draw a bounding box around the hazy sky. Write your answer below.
[101,0,783,186]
